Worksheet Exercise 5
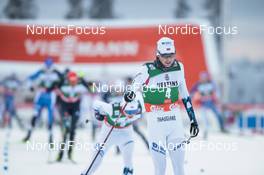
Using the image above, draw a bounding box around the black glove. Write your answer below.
[124,91,136,102]
[190,120,199,137]
[182,97,199,137]
[94,110,104,121]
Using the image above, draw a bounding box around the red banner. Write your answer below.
[0,22,211,87]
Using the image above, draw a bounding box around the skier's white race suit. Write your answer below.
[83,94,144,175]
[131,61,190,175]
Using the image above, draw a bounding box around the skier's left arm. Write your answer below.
[178,63,199,137]
[92,100,112,121]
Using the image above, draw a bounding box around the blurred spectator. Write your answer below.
[66,0,84,19]
[175,0,190,18]
[1,73,24,128]
[89,0,114,18]
[4,0,37,19]
[228,59,264,104]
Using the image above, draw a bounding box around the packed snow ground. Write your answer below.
[1,122,264,175]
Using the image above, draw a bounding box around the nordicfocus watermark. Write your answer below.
[158,24,238,35]
[26,140,238,152]
[26,141,116,152]
[91,82,178,93]
[26,141,95,152]
[153,140,238,152]
[26,24,106,35]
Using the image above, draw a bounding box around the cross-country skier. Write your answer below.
[190,71,226,138]
[56,71,89,162]
[23,57,62,145]
[123,37,199,175]
[81,91,144,175]
[1,73,24,128]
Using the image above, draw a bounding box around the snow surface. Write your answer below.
[1,110,264,175]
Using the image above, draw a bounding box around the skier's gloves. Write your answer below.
[94,110,104,121]
[190,120,199,137]
[124,90,136,102]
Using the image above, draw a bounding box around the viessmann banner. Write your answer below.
[0,23,207,61]
[0,21,216,85]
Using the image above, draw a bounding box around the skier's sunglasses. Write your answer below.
[159,53,175,59]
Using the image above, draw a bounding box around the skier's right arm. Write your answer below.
[26,70,44,91]
[28,70,43,81]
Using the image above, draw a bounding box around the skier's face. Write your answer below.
[158,54,175,67]
[69,77,78,86]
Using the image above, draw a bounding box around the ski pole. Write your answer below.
[84,102,128,175]
[175,135,194,150]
